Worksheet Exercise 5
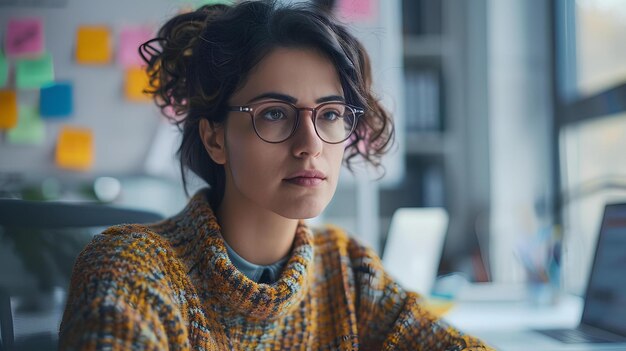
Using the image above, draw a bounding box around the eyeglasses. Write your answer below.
[228,100,364,144]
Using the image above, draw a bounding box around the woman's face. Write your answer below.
[207,47,346,219]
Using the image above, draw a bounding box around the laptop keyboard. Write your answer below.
[537,328,617,344]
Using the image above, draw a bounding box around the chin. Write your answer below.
[274,198,328,219]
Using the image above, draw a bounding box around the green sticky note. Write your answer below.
[0,54,8,88]
[7,105,45,145]
[16,53,55,90]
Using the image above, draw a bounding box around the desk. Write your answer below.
[445,292,582,332]
[443,284,626,351]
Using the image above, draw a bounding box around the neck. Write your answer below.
[216,186,298,266]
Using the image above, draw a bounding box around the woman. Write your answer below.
[59,1,492,350]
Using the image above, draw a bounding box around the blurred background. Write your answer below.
[1,0,626,348]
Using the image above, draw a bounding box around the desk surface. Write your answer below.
[445,292,582,332]
[443,284,626,351]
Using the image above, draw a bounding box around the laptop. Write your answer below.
[479,203,626,351]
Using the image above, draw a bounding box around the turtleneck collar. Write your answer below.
[223,238,289,284]
[163,189,315,322]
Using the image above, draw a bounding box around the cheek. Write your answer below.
[327,145,345,176]
[226,134,280,185]
[229,143,260,175]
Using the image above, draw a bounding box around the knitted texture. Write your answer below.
[59,189,493,350]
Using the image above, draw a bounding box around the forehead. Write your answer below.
[232,47,343,103]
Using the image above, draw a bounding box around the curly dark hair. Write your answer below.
[140,0,394,207]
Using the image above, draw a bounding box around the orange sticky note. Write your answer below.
[75,25,111,64]
[55,126,94,171]
[125,66,151,102]
[0,90,18,129]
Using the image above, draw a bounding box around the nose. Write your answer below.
[291,109,323,158]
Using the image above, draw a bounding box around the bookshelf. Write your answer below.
[380,0,491,278]
[379,0,446,226]
[405,131,445,156]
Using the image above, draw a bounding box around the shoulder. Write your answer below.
[74,224,173,279]
[99,223,171,248]
[91,223,170,254]
[61,224,187,344]
[66,224,184,304]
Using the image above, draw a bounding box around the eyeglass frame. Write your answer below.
[227,100,365,144]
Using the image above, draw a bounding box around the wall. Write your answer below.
[488,0,555,283]
[1,0,405,248]
[0,0,184,177]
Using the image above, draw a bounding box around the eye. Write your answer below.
[320,109,342,122]
[260,108,288,121]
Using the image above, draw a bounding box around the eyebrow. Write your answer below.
[247,92,345,104]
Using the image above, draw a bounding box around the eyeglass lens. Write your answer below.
[252,102,356,143]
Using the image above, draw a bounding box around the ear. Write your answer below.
[199,119,227,165]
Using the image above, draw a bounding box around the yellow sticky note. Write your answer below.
[0,90,18,129]
[125,67,151,102]
[55,126,94,171]
[75,26,111,64]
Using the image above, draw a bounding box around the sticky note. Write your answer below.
[40,82,73,117]
[55,126,94,171]
[118,26,153,67]
[0,54,8,88]
[76,25,112,65]
[7,105,45,145]
[125,67,151,102]
[0,90,18,129]
[5,18,44,58]
[336,0,378,22]
[16,53,54,89]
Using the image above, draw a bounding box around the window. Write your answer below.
[555,0,626,294]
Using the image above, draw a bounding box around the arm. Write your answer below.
[349,239,494,351]
[59,230,188,351]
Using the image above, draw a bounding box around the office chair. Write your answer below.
[0,198,163,351]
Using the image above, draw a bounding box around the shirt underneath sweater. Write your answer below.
[223,238,288,284]
[59,189,493,350]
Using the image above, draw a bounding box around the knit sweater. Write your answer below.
[59,189,493,350]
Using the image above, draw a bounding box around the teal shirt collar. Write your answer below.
[223,239,288,284]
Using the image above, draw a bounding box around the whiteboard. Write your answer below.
[0,0,404,187]
[0,0,184,178]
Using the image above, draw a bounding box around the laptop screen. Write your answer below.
[581,203,626,336]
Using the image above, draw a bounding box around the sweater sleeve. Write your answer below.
[58,227,190,351]
[348,237,494,351]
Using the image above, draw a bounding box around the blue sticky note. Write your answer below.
[16,53,54,89]
[40,82,73,117]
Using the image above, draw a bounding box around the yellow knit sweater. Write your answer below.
[59,189,493,350]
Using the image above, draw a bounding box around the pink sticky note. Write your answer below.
[118,26,154,67]
[336,0,378,22]
[5,18,45,58]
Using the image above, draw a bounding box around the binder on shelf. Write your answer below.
[402,0,442,36]
[404,67,441,133]
[421,163,445,207]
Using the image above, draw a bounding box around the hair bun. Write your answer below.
[139,4,230,120]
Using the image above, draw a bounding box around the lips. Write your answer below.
[284,169,327,186]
